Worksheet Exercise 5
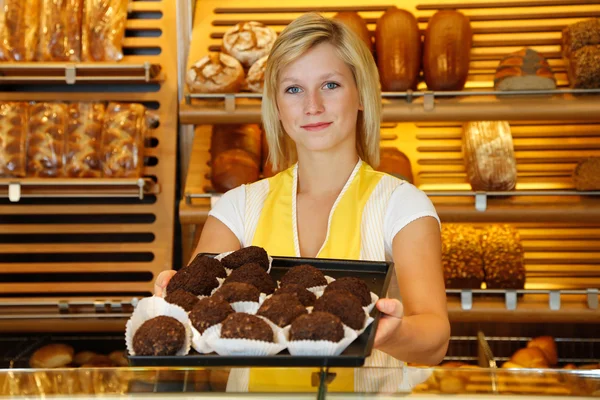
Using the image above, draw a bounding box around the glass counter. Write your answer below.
[1,365,599,399]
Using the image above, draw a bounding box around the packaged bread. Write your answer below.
[462,121,517,191]
[245,55,268,93]
[481,225,525,289]
[333,12,373,53]
[186,53,245,93]
[441,224,484,289]
[101,102,146,178]
[562,18,600,58]
[376,147,413,183]
[424,10,472,91]
[375,7,421,91]
[222,21,277,68]
[0,102,28,178]
[38,0,83,61]
[566,45,600,89]
[573,157,600,190]
[0,0,40,61]
[81,0,128,61]
[494,48,556,91]
[27,102,68,177]
[65,103,105,177]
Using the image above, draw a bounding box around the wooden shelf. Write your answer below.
[0,62,163,84]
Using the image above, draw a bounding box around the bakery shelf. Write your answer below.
[180,89,600,125]
[0,178,159,202]
[0,62,163,85]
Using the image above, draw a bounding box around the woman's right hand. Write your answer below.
[153,270,177,297]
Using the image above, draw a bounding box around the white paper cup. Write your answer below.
[307,275,335,295]
[191,326,213,354]
[125,296,192,356]
[215,250,273,275]
[286,324,358,356]
[365,292,379,314]
[204,316,287,356]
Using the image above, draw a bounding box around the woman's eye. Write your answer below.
[285,86,302,94]
[324,82,339,90]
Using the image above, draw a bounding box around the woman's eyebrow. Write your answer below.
[280,71,344,85]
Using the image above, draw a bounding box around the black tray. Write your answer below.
[128,254,394,368]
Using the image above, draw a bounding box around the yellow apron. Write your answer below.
[246,161,384,392]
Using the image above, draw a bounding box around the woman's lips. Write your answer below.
[301,122,332,131]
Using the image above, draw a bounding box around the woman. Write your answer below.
[156,12,449,392]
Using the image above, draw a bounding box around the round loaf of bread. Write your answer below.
[186,53,245,93]
[29,343,74,368]
[223,22,277,68]
[245,55,268,93]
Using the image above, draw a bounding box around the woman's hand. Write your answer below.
[153,270,177,297]
[373,298,404,349]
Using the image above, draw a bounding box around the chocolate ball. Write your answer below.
[165,289,200,312]
[166,263,219,297]
[224,263,276,294]
[280,264,327,289]
[221,313,273,342]
[132,316,186,356]
[290,312,344,343]
[187,254,227,278]
[313,290,365,330]
[189,297,234,334]
[257,293,307,328]
[274,284,316,307]
[325,277,371,307]
[213,282,260,303]
[221,246,269,271]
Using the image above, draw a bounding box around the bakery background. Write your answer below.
[1,0,600,394]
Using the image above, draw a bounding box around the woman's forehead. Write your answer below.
[278,42,352,83]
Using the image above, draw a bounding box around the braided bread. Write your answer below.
[66,103,105,177]
[27,103,67,177]
[0,102,28,178]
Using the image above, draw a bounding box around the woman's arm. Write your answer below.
[153,216,241,296]
[374,216,450,365]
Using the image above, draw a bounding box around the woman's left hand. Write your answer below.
[373,298,404,349]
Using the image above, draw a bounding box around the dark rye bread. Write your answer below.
[481,225,525,289]
[573,157,600,190]
[441,224,484,289]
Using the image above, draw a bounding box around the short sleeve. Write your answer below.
[383,183,441,257]
[207,184,246,246]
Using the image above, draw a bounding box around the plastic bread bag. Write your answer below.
[101,102,146,178]
[26,102,68,178]
[38,0,83,61]
[65,103,105,177]
[0,102,28,178]
[81,0,129,61]
[0,0,40,61]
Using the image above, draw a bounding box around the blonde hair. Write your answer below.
[262,12,381,172]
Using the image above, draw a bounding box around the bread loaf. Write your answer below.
[81,0,128,61]
[463,121,517,191]
[375,7,421,91]
[245,55,268,93]
[39,0,83,61]
[376,147,413,183]
[101,102,146,178]
[211,124,261,164]
[423,10,472,91]
[562,18,600,58]
[29,344,74,368]
[211,149,259,193]
[441,224,484,289]
[481,225,525,289]
[222,21,277,68]
[566,45,600,89]
[494,48,556,91]
[187,53,245,93]
[0,0,40,61]
[527,336,557,366]
[573,157,600,190]
[27,102,68,177]
[66,103,105,177]
[0,102,28,178]
[333,12,373,53]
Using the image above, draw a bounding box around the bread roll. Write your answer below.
[222,21,277,68]
[439,376,465,393]
[30,344,74,368]
[527,336,557,366]
[245,55,268,93]
[81,0,128,61]
[333,12,373,53]
[66,103,105,177]
[27,102,68,177]
[463,121,517,191]
[501,361,524,369]
[0,0,40,61]
[481,225,525,289]
[573,157,600,190]
[376,147,413,183]
[39,0,83,61]
[494,48,556,91]
[562,18,600,58]
[108,350,128,367]
[375,7,421,91]
[423,10,472,91]
[211,149,259,193]
[187,53,245,93]
[566,45,600,89]
[74,351,98,366]
[0,102,28,178]
[211,124,261,165]
[441,224,484,289]
[510,347,549,368]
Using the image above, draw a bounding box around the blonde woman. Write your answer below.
[156,12,449,391]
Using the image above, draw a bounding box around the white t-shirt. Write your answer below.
[208,181,440,260]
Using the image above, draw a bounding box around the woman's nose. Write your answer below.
[304,90,325,115]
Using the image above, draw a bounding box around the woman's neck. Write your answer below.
[296,150,360,196]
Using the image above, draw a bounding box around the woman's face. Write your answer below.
[276,42,362,157]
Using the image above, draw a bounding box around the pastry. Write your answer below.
[325,277,371,307]
[66,103,105,177]
[213,282,261,304]
[186,254,227,279]
[273,284,316,307]
[220,246,269,271]
[222,21,277,68]
[165,289,200,312]
[132,316,186,356]
[280,264,327,289]
[313,290,365,330]
[220,313,274,342]
[166,262,220,297]
[29,343,74,368]
[189,297,234,334]
[290,312,344,342]
[0,102,28,178]
[527,336,557,366]
[27,102,68,177]
[224,263,276,295]
[186,53,245,93]
[257,293,307,328]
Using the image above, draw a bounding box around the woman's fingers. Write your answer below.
[153,270,177,296]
